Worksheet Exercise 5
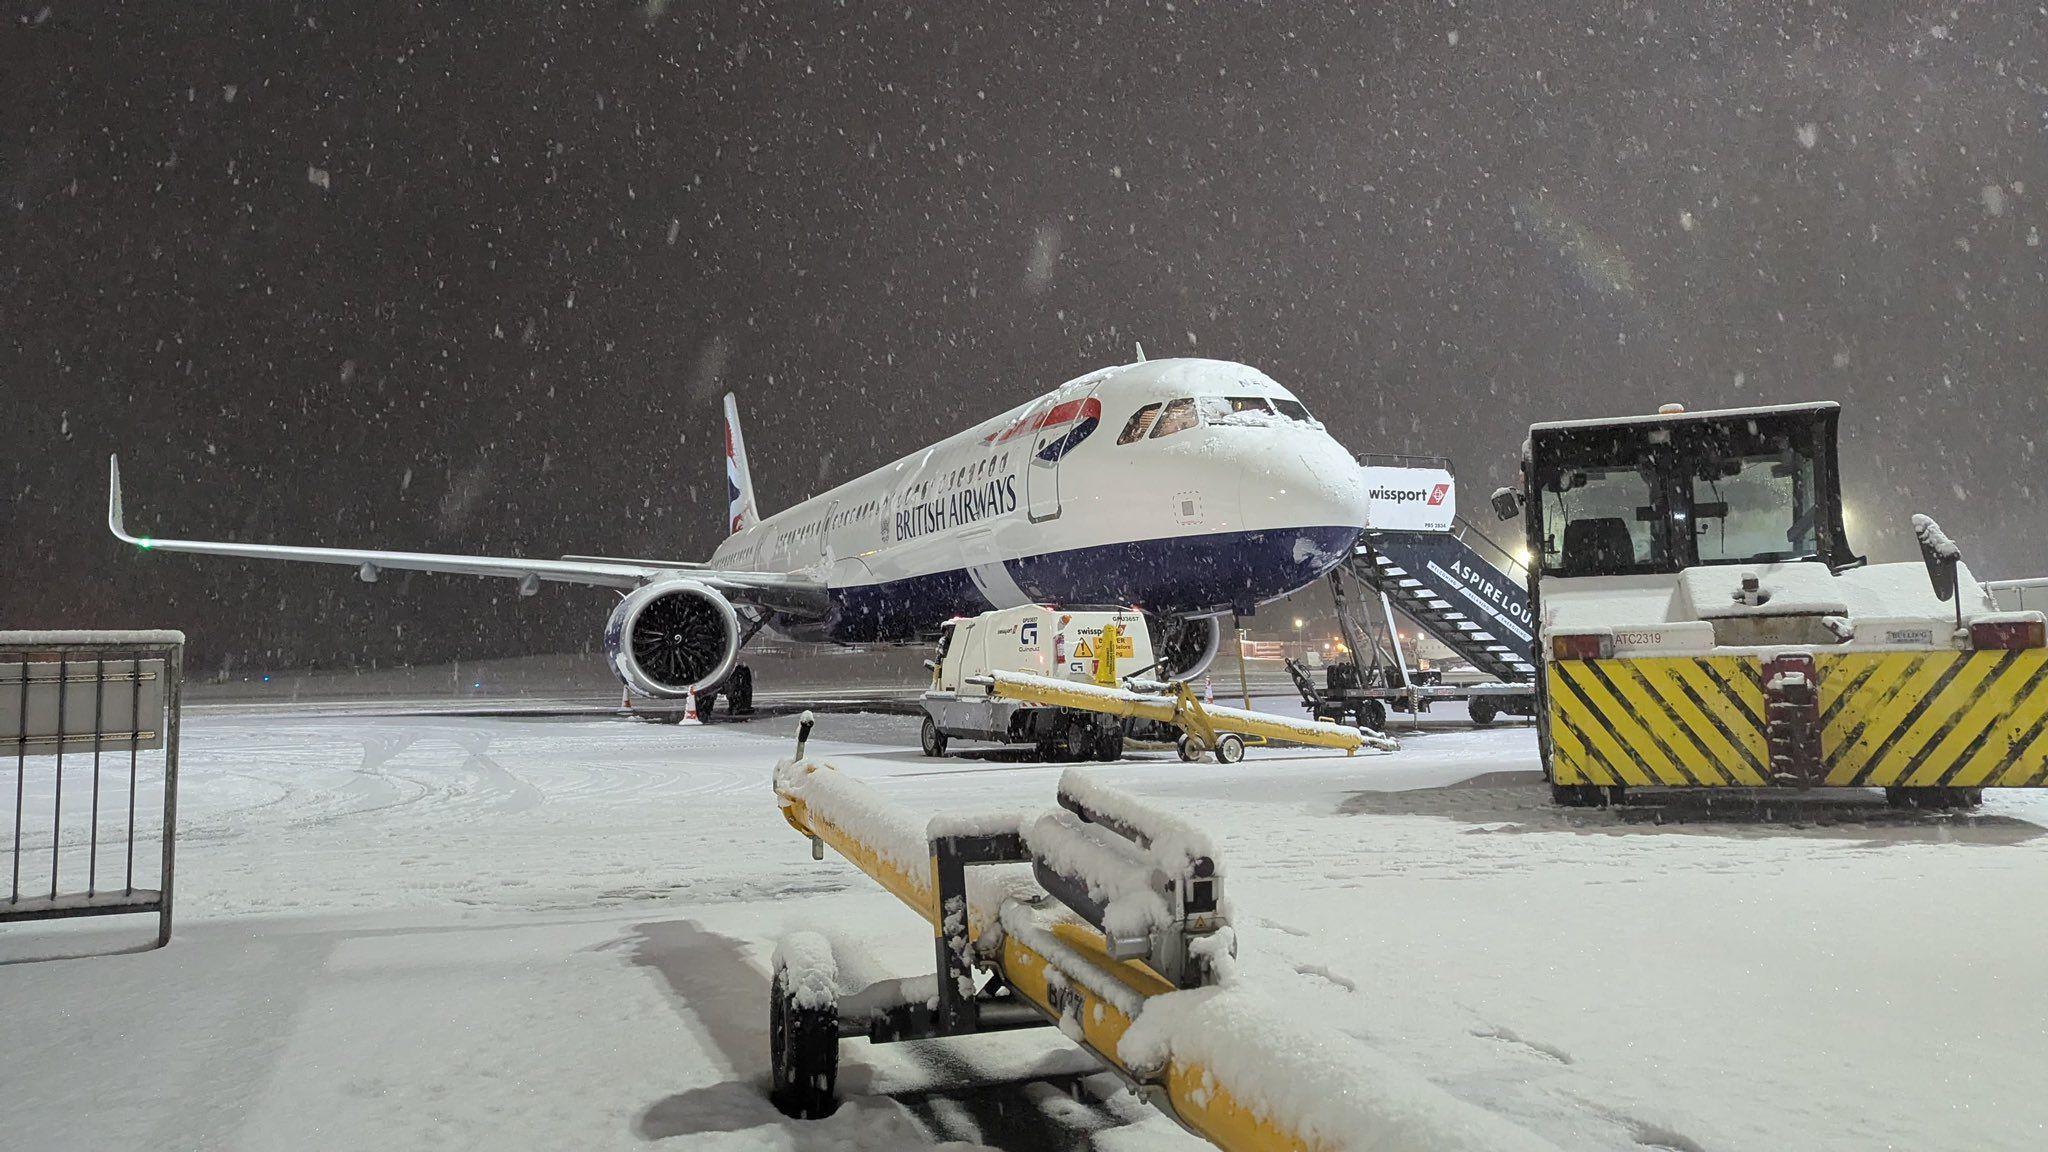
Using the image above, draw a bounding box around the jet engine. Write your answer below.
[1149,614,1224,682]
[603,580,741,697]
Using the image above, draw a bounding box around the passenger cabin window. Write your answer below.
[1691,450,1819,565]
[1149,398,1199,439]
[1540,465,1665,576]
[1119,404,1162,444]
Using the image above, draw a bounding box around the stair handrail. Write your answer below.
[1449,514,1529,581]
[1355,451,1454,471]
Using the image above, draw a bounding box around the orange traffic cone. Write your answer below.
[1202,677,1214,704]
[681,687,704,726]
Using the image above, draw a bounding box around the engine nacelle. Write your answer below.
[1150,614,1224,682]
[603,580,742,697]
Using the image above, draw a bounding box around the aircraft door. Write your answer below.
[1025,383,1106,523]
[809,500,839,570]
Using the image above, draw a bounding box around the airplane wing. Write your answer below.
[105,456,828,616]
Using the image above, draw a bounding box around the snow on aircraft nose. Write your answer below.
[1237,421,1369,538]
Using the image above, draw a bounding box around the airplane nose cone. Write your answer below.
[1298,431,1371,529]
[1239,426,1368,537]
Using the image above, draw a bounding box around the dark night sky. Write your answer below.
[4,2,2044,673]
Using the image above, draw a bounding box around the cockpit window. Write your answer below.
[1272,398,1315,423]
[1200,396,1287,427]
[1118,403,1162,444]
[1149,398,1199,439]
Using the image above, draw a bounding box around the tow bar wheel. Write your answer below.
[1214,732,1246,764]
[769,959,840,1119]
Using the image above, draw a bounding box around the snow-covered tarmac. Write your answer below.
[5,701,2046,1151]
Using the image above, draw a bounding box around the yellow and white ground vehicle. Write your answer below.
[921,605,1151,760]
[924,605,1388,763]
[1498,401,2046,808]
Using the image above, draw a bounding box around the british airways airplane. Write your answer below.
[107,356,1368,708]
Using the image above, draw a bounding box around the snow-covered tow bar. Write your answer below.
[971,670,1398,762]
[768,716,1557,1152]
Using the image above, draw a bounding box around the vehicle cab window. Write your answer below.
[1272,398,1315,423]
[1690,449,1820,565]
[1529,409,1845,577]
[1539,464,1666,576]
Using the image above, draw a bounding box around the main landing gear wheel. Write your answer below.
[726,664,755,715]
[1884,786,1982,810]
[1214,732,1246,765]
[920,715,948,758]
[768,961,839,1119]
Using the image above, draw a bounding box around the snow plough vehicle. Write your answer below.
[1495,401,2046,809]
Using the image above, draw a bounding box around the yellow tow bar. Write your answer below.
[975,670,1396,756]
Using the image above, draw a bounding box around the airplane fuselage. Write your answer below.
[712,358,1369,643]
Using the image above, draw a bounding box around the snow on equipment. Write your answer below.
[770,729,1560,1151]
[1498,400,2048,808]
[976,670,1396,761]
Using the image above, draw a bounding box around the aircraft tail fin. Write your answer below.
[723,393,761,536]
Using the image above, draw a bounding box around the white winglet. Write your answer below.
[107,454,143,545]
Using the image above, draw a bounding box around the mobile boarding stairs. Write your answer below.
[1291,456,1538,730]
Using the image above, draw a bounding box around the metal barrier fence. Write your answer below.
[1,630,183,947]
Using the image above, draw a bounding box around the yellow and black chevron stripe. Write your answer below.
[1817,650,2048,788]
[1547,656,1769,787]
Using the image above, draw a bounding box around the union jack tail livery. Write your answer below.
[723,392,760,536]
